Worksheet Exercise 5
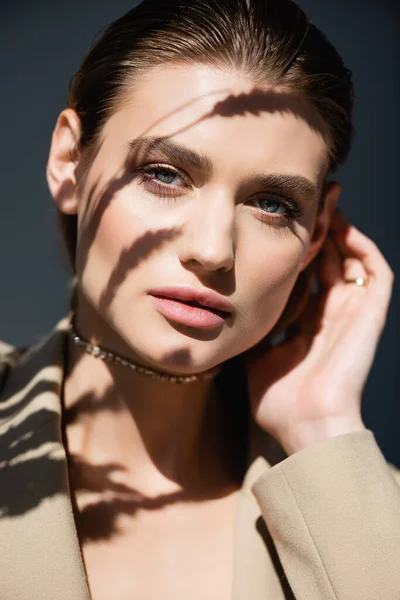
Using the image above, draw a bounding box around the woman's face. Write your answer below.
[50,63,338,374]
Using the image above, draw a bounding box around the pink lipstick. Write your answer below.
[148,285,233,329]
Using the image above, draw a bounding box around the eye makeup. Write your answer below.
[246,193,303,227]
[136,164,190,199]
[134,163,305,228]
[127,136,319,205]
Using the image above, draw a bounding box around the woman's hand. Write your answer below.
[245,209,395,456]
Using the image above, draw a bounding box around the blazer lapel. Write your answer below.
[232,415,291,600]
[0,315,91,600]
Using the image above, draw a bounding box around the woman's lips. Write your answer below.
[149,295,229,329]
[148,285,234,315]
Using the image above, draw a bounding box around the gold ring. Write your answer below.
[344,277,369,287]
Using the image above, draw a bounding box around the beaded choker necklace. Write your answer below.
[68,314,221,384]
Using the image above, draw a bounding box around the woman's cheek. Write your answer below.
[77,195,150,303]
[241,244,305,338]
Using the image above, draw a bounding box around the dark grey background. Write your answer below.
[1,1,399,462]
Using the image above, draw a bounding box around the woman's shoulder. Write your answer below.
[0,340,30,394]
[0,316,71,407]
[0,340,16,388]
[0,340,15,356]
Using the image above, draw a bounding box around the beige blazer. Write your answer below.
[1,315,400,600]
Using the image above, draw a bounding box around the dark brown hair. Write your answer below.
[59,0,354,340]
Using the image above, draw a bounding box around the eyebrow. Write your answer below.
[127,136,213,175]
[244,173,319,202]
[126,136,319,202]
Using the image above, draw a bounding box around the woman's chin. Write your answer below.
[142,355,223,377]
[159,317,227,343]
[115,317,233,376]
[129,343,226,377]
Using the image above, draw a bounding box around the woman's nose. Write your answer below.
[178,194,236,273]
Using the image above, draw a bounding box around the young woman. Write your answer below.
[0,1,399,599]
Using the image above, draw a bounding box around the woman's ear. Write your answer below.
[46,108,82,215]
[299,180,342,272]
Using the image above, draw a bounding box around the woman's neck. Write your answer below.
[62,328,239,499]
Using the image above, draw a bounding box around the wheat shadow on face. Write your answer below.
[74,86,323,349]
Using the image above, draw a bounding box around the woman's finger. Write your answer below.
[332,225,393,284]
[330,209,393,276]
[342,255,369,283]
[327,223,395,328]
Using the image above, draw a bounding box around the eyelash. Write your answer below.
[135,164,303,227]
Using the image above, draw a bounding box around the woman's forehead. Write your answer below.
[102,63,330,184]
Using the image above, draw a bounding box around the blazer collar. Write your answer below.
[0,316,286,600]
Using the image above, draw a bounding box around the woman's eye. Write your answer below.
[134,165,189,200]
[138,165,186,187]
[152,167,182,185]
[248,194,303,225]
[255,197,286,214]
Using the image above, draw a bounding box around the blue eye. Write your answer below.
[135,164,189,200]
[256,197,286,214]
[247,193,303,226]
[153,168,180,185]
[136,165,187,190]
